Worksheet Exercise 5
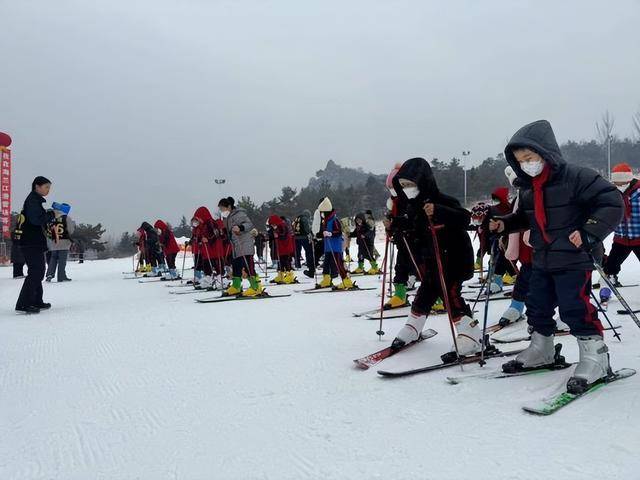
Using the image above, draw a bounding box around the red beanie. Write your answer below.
[612,163,633,183]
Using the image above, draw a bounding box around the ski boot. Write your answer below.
[566,336,612,394]
[502,331,558,373]
[336,276,356,290]
[489,275,503,294]
[303,269,315,279]
[392,311,427,349]
[474,259,482,272]
[270,271,285,284]
[317,274,333,288]
[431,297,445,313]
[440,316,483,363]
[225,277,243,296]
[352,262,365,275]
[406,274,417,291]
[607,274,622,288]
[283,271,297,284]
[366,262,380,275]
[243,276,265,297]
[197,275,214,290]
[498,301,525,327]
[502,272,517,286]
[385,283,409,309]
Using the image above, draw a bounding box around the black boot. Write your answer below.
[33,302,52,310]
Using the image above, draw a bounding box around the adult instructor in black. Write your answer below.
[16,176,55,314]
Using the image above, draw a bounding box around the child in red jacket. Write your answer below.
[191,206,225,289]
[154,220,181,280]
[267,214,297,284]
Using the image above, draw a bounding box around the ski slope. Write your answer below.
[2,251,640,480]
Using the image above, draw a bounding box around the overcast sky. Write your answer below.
[1,0,639,234]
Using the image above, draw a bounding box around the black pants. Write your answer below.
[357,240,376,263]
[494,254,517,277]
[13,262,25,278]
[313,239,323,268]
[604,242,640,276]
[166,252,177,270]
[295,237,314,270]
[16,246,46,308]
[526,268,602,337]
[412,268,471,318]
[232,255,256,277]
[511,262,532,303]
[393,237,419,285]
[322,251,346,279]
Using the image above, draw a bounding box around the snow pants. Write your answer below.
[604,242,640,276]
[511,262,532,303]
[323,251,347,279]
[412,270,471,319]
[526,268,603,337]
[232,255,256,278]
[165,252,177,270]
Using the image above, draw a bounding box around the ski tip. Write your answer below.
[353,360,370,370]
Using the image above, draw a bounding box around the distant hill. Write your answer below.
[307,159,386,189]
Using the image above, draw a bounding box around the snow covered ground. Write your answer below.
[2,247,640,480]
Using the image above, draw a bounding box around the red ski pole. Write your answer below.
[426,215,462,367]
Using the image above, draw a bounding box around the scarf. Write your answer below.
[531,163,552,244]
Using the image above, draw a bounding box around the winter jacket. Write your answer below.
[18,191,55,250]
[392,157,474,282]
[613,179,640,246]
[350,212,375,252]
[223,207,255,258]
[268,215,295,256]
[322,211,344,253]
[501,120,623,271]
[154,220,180,256]
[47,215,76,251]
[192,207,227,259]
[478,187,511,256]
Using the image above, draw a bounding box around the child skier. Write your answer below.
[154,220,181,280]
[191,207,220,289]
[391,158,480,356]
[317,197,355,290]
[139,222,164,276]
[268,214,297,284]
[490,119,623,394]
[603,163,640,286]
[218,197,263,297]
[350,212,379,274]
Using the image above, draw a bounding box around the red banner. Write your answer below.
[1,148,11,239]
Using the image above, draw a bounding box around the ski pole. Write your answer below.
[179,239,188,284]
[589,290,622,342]
[479,238,499,366]
[309,233,319,286]
[388,241,396,297]
[426,215,463,369]
[593,261,640,329]
[376,235,391,340]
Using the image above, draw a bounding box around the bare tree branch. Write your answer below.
[595,110,615,145]
[633,107,640,141]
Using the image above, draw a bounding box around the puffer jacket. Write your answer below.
[224,207,255,258]
[501,120,623,271]
[613,179,640,246]
[268,215,295,256]
[392,157,474,282]
[154,220,180,256]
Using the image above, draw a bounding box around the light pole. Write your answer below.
[607,135,612,180]
[214,178,226,198]
[462,151,471,207]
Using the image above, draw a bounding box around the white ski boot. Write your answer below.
[453,316,482,356]
[197,275,214,290]
[392,312,427,349]
[498,307,525,327]
[502,331,556,372]
[407,274,417,291]
[567,336,612,394]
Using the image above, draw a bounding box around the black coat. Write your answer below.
[501,120,623,271]
[350,212,375,249]
[19,191,54,250]
[392,157,474,282]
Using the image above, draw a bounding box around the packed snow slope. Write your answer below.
[2,251,640,480]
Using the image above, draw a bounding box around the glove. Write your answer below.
[250,228,259,237]
[323,231,332,237]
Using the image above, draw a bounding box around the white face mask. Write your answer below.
[490,199,500,206]
[520,161,545,177]
[220,210,230,218]
[403,186,419,199]
[191,220,200,228]
[386,198,394,211]
[617,183,630,193]
[387,187,397,198]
